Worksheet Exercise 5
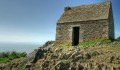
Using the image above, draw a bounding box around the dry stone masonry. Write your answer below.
[56,1,114,46]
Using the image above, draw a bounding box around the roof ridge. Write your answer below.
[70,1,111,8]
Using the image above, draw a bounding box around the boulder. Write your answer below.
[70,67,76,70]
[58,61,70,70]
[107,56,114,63]
[25,62,32,69]
[111,66,116,70]
[72,54,83,62]
[0,66,3,70]
[90,51,99,57]
[42,41,55,48]
[50,53,58,59]
[71,50,80,59]
[87,62,93,69]
[83,53,91,59]
[54,48,63,52]
[84,67,88,70]
[61,52,72,59]
[78,64,84,70]
[94,64,102,70]
[42,61,50,68]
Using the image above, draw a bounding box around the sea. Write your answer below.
[0,42,44,54]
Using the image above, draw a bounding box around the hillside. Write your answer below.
[0,41,120,70]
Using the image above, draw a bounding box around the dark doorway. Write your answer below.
[72,27,80,46]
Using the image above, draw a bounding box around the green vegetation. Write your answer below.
[115,36,120,41]
[0,51,27,63]
[79,39,112,47]
[61,60,70,64]
[56,44,71,49]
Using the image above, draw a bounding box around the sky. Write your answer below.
[0,0,119,43]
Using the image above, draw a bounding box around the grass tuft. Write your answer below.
[79,39,112,47]
[56,44,71,49]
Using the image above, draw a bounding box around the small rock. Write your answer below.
[70,67,76,70]
[59,61,70,70]
[0,66,3,69]
[78,64,84,70]
[116,66,120,70]
[90,51,99,57]
[83,53,91,59]
[61,52,72,59]
[84,67,88,70]
[68,47,75,51]
[42,61,49,68]
[94,64,102,70]
[88,62,93,69]
[72,55,83,62]
[25,62,32,68]
[46,47,51,52]
[55,48,63,52]
[107,56,114,63]
[74,50,80,56]
[71,50,80,59]
[65,52,73,59]
[50,53,58,59]
[111,66,116,70]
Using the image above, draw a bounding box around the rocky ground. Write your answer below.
[0,41,120,70]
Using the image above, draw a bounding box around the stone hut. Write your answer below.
[56,1,114,46]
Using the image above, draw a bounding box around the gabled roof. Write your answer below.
[57,1,111,23]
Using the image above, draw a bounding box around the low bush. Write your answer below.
[0,51,27,63]
[115,37,120,41]
[0,58,9,63]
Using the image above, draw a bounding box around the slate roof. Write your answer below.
[57,1,111,23]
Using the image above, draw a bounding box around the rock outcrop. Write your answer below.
[0,41,120,70]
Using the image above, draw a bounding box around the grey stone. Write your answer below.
[78,64,84,70]
[70,67,76,70]
[94,64,102,70]
[42,61,49,68]
[56,2,114,46]
[25,62,32,68]
[83,53,91,59]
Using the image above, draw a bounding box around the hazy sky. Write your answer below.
[0,0,119,43]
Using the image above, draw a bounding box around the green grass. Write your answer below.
[0,51,27,63]
[114,37,120,41]
[79,39,112,47]
[0,57,9,63]
[56,43,71,49]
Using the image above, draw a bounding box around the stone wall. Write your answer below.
[56,19,110,45]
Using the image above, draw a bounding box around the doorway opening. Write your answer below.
[72,27,80,46]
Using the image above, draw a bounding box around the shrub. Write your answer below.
[18,52,27,57]
[115,36,120,41]
[0,51,27,63]
[0,58,9,63]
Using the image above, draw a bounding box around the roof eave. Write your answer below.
[57,18,109,24]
